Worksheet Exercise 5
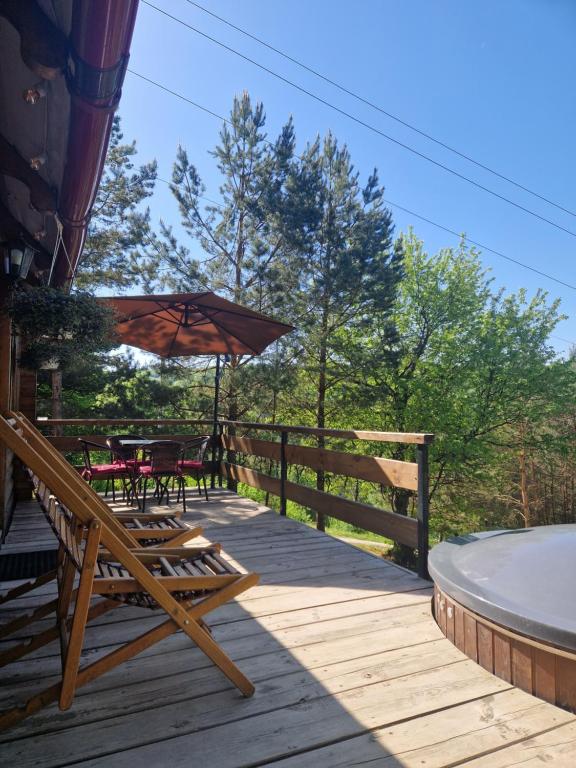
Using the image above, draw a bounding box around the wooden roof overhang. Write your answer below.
[0,0,140,288]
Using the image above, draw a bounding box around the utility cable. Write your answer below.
[184,0,576,220]
[552,335,575,346]
[157,175,576,348]
[382,199,576,292]
[128,71,576,294]
[139,0,576,240]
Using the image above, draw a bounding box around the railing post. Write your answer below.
[280,430,288,516]
[210,354,221,490]
[226,422,237,492]
[217,422,224,488]
[210,421,218,490]
[416,442,430,580]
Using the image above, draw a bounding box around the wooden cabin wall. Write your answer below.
[13,368,37,503]
[0,283,36,538]
[0,284,15,540]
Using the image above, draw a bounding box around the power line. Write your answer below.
[156,175,222,208]
[140,0,576,240]
[552,335,576,347]
[185,0,576,221]
[154,179,576,349]
[382,199,576,292]
[129,69,227,123]
[129,71,576,295]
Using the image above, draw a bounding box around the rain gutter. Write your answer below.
[52,0,139,287]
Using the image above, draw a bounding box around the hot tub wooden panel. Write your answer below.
[434,585,576,711]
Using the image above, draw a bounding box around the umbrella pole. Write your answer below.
[211,354,221,489]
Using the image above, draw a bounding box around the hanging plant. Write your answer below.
[7,287,117,370]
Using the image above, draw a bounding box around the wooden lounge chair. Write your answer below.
[0,412,259,730]
[1,425,205,627]
[25,463,201,546]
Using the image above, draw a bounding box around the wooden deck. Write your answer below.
[1,490,576,767]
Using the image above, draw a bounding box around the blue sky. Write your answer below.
[118,0,576,356]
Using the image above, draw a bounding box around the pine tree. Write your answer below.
[144,93,295,308]
[140,93,299,427]
[75,116,157,289]
[284,133,403,527]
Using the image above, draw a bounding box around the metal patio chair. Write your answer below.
[180,435,212,501]
[137,440,187,513]
[78,438,132,502]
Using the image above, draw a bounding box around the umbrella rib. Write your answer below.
[166,301,195,357]
[202,308,262,355]
[167,323,180,358]
[193,302,294,329]
[164,305,235,356]
[118,307,180,326]
[163,307,185,324]
[186,317,212,328]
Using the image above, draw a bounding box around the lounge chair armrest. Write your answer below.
[98,544,221,562]
[114,511,185,522]
[131,544,221,558]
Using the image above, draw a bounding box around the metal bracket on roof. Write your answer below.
[67,48,129,105]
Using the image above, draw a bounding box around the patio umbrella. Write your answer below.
[100,292,294,467]
[100,292,294,358]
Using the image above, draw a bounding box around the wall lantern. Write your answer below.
[2,240,35,280]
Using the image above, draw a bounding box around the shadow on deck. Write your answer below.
[1,489,575,767]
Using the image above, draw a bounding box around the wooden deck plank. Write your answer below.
[270,690,573,767]
[0,489,574,767]
[0,559,405,614]
[1,600,437,684]
[1,565,418,630]
[0,615,443,717]
[462,720,576,767]
[1,642,467,763]
[57,662,513,768]
[0,567,423,623]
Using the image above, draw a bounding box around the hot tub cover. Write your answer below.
[429,525,576,651]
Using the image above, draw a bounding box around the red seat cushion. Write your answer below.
[181,460,205,470]
[88,464,127,476]
[138,465,182,476]
[119,459,148,468]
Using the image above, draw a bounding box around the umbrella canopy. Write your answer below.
[100,292,294,357]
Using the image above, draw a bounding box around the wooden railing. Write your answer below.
[39,418,434,578]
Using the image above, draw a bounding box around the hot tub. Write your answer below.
[429,525,576,711]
